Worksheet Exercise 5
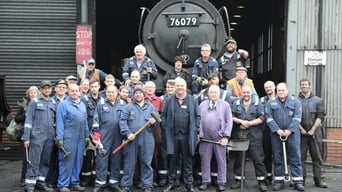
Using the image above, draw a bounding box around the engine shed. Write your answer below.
[0,0,341,164]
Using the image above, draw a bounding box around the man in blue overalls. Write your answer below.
[22,80,56,192]
[265,82,305,191]
[92,85,123,192]
[119,86,159,192]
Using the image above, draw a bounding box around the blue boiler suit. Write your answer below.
[122,56,158,83]
[92,98,123,188]
[56,98,89,189]
[22,97,56,190]
[119,101,159,190]
[230,99,267,181]
[265,96,304,185]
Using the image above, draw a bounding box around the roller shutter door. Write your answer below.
[0,0,78,109]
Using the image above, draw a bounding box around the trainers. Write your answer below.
[70,185,85,191]
[143,188,152,192]
[315,181,328,188]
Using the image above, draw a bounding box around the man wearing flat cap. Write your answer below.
[226,66,259,104]
[163,56,192,92]
[22,80,57,192]
[46,79,69,187]
[65,75,77,86]
[77,57,107,85]
[218,37,249,88]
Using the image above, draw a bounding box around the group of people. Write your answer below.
[15,39,328,192]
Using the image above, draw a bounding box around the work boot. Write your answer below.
[314,176,328,188]
[110,186,123,192]
[93,186,104,192]
[35,183,54,192]
[265,175,273,185]
[163,185,175,192]
[159,179,167,187]
[294,183,305,191]
[218,184,225,191]
[230,180,241,189]
[121,187,130,192]
[70,185,85,191]
[258,181,267,192]
[186,186,195,192]
[198,184,207,190]
[273,183,284,191]
[59,187,71,192]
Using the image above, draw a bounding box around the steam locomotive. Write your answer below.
[138,0,231,93]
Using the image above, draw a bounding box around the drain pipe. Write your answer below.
[316,0,323,97]
[316,0,327,162]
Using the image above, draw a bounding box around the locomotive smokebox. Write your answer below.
[140,0,229,93]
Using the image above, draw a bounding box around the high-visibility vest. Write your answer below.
[227,78,253,97]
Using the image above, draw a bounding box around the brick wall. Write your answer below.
[325,127,342,164]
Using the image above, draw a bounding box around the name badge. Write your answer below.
[181,105,187,109]
[288,110,294,116]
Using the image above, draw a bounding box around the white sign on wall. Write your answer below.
[304,51,326,66]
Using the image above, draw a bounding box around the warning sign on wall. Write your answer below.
[304,51,326,66]
[76,25,92,65]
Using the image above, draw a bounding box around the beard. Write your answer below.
[227,47,236,54]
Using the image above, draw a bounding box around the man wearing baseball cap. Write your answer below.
[22,80,56,192]
[218,37,249,88]
[77,57,107,85]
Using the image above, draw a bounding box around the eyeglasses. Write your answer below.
[87,63,95,65]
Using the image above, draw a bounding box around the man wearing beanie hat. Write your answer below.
[218,37,249,88]
[120,83,159,192]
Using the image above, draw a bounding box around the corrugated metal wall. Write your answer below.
[296,0,342,127]
[0,0,78,110]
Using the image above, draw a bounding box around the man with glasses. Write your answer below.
[191,44,219,95]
